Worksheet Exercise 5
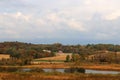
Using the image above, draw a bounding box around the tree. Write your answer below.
[65,55,70,62]
[71,53,76,62]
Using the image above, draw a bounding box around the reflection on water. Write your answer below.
[22,68,31,72]
[42,68,120,74]
[43,68,85,73]
[86,69,120,74]
[21,68,120,74]
[43,69,64,73]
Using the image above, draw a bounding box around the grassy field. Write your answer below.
[36,53,72,60]
[0,54,10,60]
[25,63,120,71]
[32,53,72,63]
[2,63,120,71]
[0,72,120,80]
[30,52,120,71]
[1,53,120,71]
[1,53,120,80]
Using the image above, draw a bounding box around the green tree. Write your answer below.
[66,55,70,62]
[71,53,77,62]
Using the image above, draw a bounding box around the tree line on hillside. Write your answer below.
[0,42,120,65]
[0,42,55,65]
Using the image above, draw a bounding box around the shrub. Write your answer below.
[0,67,18,72]
[30,68,44,73]
[64,67,85,73]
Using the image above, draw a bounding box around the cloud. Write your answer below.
[83,0,120,20]
[104,11,120,20]
[0,0,120,44]
[65,19,86,32]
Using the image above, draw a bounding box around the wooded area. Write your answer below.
[0,42,120,65]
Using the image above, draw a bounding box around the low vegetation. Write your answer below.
[1,42,120,65]
[0,72,120,80]
[0,42,120,79]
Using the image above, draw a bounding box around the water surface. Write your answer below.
[43,68,120,74]
[22,68,120,74]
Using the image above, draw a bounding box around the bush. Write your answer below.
[64,67,85,73]
[65,55,70,62]
[30,68,44,73]
[0,67,19,72]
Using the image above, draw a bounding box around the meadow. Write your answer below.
[0,54,10,60]
[0,72,120,80]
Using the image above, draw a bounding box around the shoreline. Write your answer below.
[1,63,120,71]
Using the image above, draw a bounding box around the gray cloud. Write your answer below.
[0,0,120,44]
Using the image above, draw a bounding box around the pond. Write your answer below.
[85,69,120,74]
[42,68,120,74]
[1,67,119,74]
[19,68,120,74]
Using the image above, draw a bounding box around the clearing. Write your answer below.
[32,53,72,63]
[0,54,10,60]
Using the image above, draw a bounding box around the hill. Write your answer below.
[0,41,120,65]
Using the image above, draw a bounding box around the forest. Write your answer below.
[0,41,120,65]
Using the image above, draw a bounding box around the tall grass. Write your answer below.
[0,72,120,80]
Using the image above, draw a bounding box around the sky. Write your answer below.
[0,0,120,44]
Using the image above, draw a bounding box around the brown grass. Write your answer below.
[0,72,120,80]
[0,54,10,60]
[25,63,70,68]
[24,63,120,71]
[80,64,120,71]
[2,63,120,71]
[35,53,72,61]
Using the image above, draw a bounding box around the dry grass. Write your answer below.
[25,63,70,68]
[2,63,120,71]
[0,72,120,80]
[80,64,120,71]
[0,54,10,60]
[35,53,72,61]
[24,63,120,71]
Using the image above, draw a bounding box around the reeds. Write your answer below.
[0,72,120,80]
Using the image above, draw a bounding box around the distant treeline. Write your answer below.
[0,42,120,56]
[0,42,120,65]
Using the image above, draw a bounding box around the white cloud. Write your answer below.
[66,19,86,32]
[0,0,120,43]
[83,0,120,20]
[104,11,120,20]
